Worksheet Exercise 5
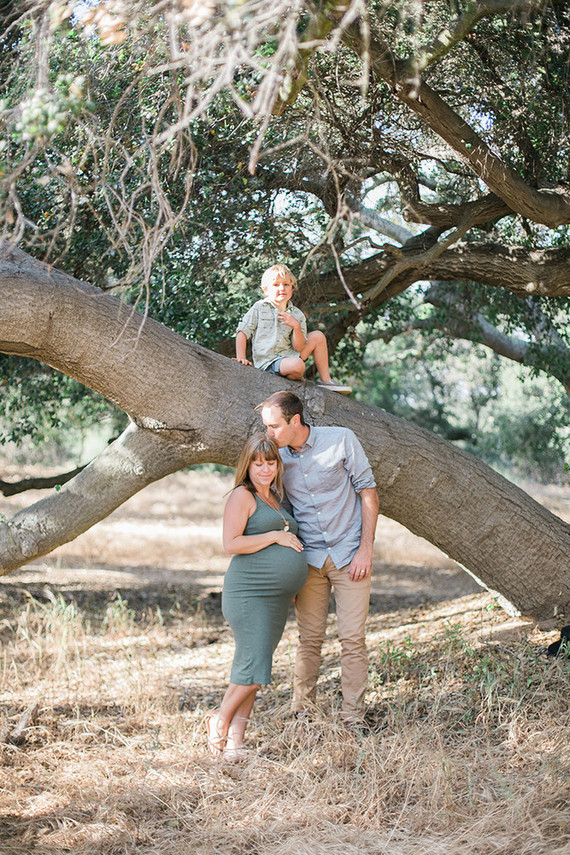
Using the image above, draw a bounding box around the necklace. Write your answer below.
[256,493,290,531]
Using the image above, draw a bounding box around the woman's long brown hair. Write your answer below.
[234,432,284,500]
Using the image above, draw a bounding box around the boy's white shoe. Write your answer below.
[316,380,352,394]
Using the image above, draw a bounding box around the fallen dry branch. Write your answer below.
[3,700,40,745]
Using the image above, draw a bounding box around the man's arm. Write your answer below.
[348,487,379,582]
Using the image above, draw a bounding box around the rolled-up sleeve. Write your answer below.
[236,304,259,339]
[344,430,376,493]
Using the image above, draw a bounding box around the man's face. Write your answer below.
[261,405,298,448]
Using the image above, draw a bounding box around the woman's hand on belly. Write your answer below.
[274,530,304,552]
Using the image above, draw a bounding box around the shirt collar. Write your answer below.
[263,297,289,309]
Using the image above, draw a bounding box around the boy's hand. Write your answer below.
[278,311,300,329]
[233,357,252,366]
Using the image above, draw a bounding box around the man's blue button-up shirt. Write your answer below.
[279,425,376,569]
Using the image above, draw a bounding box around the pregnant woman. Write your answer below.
[206,432,307,761]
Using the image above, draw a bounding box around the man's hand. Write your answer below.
[348,545,373,581]
[348,488,379,581]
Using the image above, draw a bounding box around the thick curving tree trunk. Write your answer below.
[0,241,569,621]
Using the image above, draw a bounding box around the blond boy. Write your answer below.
[235,264,352,394]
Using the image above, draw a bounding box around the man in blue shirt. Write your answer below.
[260,390,379,726]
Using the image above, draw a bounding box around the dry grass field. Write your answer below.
[0,468,569,854]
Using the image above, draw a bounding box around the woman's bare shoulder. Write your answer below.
[225,485,256,510]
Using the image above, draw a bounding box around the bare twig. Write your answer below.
[5,701,40,745]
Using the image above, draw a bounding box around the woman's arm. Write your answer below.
[223,487,304,555]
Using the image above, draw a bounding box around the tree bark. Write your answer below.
[0,240,569,621]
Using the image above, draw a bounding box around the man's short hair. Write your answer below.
[259,390,307,425]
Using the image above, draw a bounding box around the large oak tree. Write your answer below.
[1,1,569,620]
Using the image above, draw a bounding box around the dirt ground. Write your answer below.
[1,468,570,855]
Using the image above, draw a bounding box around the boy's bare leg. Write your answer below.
[278,356,306,381]
[299,331,332,382]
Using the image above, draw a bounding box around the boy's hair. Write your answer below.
[259,391,307,426]
[260,263,297,294]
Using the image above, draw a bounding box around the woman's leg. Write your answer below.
[226,688,258,750]
[207,682,259,755]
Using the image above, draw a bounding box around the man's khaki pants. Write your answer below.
[292,555,371,722]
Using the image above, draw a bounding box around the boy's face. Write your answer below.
[264,274,294,305]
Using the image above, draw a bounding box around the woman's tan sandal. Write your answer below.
[223,746,251,764]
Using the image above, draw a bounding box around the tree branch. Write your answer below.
[360,216,474,306]
[258,149,510,231]
[344,148,511,229]
[400,0,542,78]
[0,424,192,573]
[305,242,570,309]
[465,33,545,183]
[425,283,570,395]
[0,465,86,496]
[422,243,570,298]
[0,242,569,619]
[345,197,413,245]
[345,28,570,228]
[271,0,360,117]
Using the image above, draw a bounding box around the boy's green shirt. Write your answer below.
[237,298,308,370]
